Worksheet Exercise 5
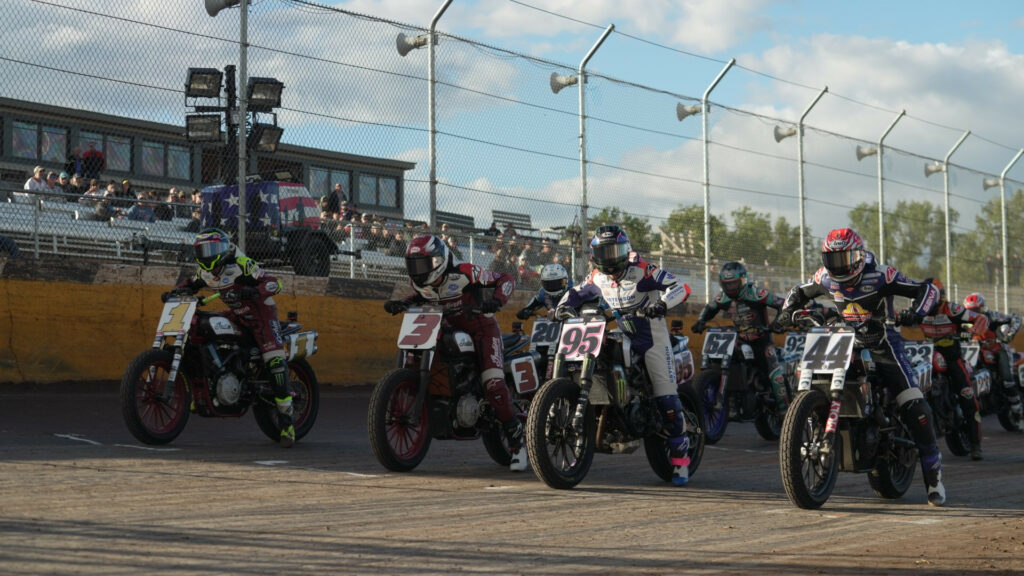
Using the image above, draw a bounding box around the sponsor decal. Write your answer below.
[825,399,842,433]
[842,302,872,324]
[860,284,875,293]
[410,245,421,254]
[884,266,898,283]
[265,281,278,293]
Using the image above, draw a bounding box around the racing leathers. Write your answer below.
[517,287,562,319]
[172,252,295,444]
[970,309,1024,427]
[778,253,945,503]
[920,301,989,456]
[388,263,524,450]
[694,282,789,408]
[556,253,692,484]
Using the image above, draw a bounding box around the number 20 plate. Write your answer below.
[558,317,606,361]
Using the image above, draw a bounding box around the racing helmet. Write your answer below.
[821,228,867,284]
[405,234,451,288]
[964,292,985,312]
[193,228,234,274]
[719,261,747,297]
[540,263,569,300]
[590,225,631,277]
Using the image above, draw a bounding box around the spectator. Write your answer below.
[154,189,176,221]
[0,234,21,259]
[340,201,356,221]
[386,231,408,257]
[126,193,157,223]
[333,182,347,203]
[64,146,83,179]
[445,235,463,260]
[65,173,87,201]
[78,179,103,206]
[483,221,500,236]
[55,172,72,195]
[82,182,120,221]
[112,179,135,210]
[319,189,340,217]
[19,165,47,202]
[171,188,190,218]
[44,171,60,193]
[366,222,386,251]
[81,141,105,179]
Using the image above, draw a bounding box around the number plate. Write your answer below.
[156,298,198,339]
[962,343,980,367]
[784,332,806,356]
[509,356,540,395]
[701,329,737,360]
[397,308,444,350]
[530,318,560,348]
[903,341,934,367]
[800,331,855,374]
[557,316,607,361]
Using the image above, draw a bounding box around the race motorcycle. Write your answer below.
[519,314,561,382]
[695,326,794,444]
[779,310,927,509]
[368,305,538,472]
[903,339,972,456]
[525,303,706,490]
[964,317,1023,432]
[120,293,320,445]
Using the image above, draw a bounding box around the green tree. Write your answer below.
[660,204,727,258]
[848,200,952,279]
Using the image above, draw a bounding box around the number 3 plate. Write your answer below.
[397,308,444,350]
[558,316,606,361]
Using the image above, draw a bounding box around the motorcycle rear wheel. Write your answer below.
[698,369,729,444]
[526,377,595,490]
[779,389,838,509]
[997,407,1023,432]
[868,419,917,499]
[644,382,707,483]
[253,358,320,444]
[368,368,432,472]
[120,349,190,445]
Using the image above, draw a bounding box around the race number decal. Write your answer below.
[530,318,560,348]
[701,330,737,360]
[558,317,606,361]
[398,310,443,349]
[156,299,198,337]
[509,356,539,395]
[800,332,855,373]
[784,333,806,356]
[903,341,934,367]
[961,343,980,368]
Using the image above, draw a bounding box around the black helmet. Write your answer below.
[719,261,747,297]
[589,225,631,277]
[194,228,233,273]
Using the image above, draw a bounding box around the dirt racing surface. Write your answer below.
[1,383,1023,575]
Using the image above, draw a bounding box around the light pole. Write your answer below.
[855,110,905,265]
[983,148,1024,310]
[550,24,615,279]
[773,86,828,280]
[925,130,970,291]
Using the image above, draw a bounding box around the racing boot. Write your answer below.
[504,418,527,472]
[900,397,944,506]
[656,395,690,486]
[269,356,295,448]
[1005,382,1024,431]
[961,388,983,460]
[768,366,789,412]
[920,448,945,507]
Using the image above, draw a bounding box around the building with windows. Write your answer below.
[0,97,413,218]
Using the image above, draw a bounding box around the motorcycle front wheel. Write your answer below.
[526,377,595,490]
[779,389,838,509]
[120,349,190,445]
[754,402,783,441]
[697,369,729,444]
[645,382,707,483]
[367,368,432,472]
[253,358,320,444]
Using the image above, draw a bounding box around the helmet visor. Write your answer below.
[195,239,227,270]
[720,278,743,296]
[592,242,630,274]
[406,255,440,284]
[822,249,863,280]
[542,278,566,294]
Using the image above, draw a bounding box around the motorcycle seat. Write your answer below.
[502,333,530,355]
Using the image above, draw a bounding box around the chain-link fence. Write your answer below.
[2,0,1023,309]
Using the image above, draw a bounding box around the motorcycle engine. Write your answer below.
[455,394,482,428]
[215,371,243,406]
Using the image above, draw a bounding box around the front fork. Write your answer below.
[556,351,598,453]
[408,349,434,426]
[163,344,185,400]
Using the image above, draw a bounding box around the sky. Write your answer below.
[7,0,1024,240]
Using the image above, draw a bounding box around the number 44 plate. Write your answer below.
[800,331,855,374]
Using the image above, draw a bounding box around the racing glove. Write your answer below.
[770,310,792,333]
[642,301,667,318]
[691,319,707,334]
[897,309,921,327]
[553,306,577,321]
[384,300,410,315]
[479,299,502,314]
[515,307,532,320]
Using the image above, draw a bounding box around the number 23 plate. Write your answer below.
[557,317,606,361]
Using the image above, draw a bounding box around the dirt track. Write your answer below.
[1,383,1023,575]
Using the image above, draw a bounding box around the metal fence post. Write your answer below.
[700,59,735,302]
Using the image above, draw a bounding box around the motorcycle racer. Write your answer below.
[919,279,988,459]
[164,228,296,447]
[553,225,693,485]
[963,292,1024,429]
[774,228,946,506]
[692,261,789,410]
[384,234,527,472]
[516,263,570,319]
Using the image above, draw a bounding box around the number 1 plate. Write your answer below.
[558,317,606,361]
[156,298,199,338]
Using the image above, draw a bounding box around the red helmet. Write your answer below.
[964,292,985,312]
[821,228,866,283]
[405,234,450,287]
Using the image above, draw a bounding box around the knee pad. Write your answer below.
[655,395,685,437]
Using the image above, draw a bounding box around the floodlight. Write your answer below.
[247,77,284,111]
[185,68,223,98]
[248,123,284,153]
[185,114,222,142]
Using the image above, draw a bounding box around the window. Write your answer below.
[309,166,351,201]
[77,131,132,173]
[167,145,191,180]
[11,121,68,162]
[358,173,398,208]
[142,140,164,176]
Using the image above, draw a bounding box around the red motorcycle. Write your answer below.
[120,293,320,445]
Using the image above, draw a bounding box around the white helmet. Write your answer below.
[540,263,569,299]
